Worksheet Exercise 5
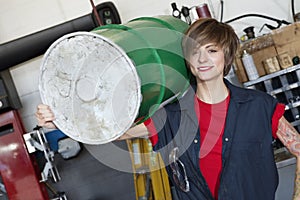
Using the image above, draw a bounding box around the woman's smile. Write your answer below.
[197,65,214,72]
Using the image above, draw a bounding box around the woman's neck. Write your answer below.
[196,78,229,104]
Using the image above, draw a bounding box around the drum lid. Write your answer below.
[39,32,141,144]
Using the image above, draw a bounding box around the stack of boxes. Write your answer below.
[234,22,300,83]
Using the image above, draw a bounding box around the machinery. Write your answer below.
[23,127,68,200]
[127,138,172,200]
[0,110,50,200]
[0,110,68,200]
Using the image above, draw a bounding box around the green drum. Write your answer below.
[39,15,191,144]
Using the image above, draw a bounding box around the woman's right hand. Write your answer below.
[35,104,57,129]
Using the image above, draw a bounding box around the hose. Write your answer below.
[220,0,224,22]
[292,0,296,21]
[225,13,291,25]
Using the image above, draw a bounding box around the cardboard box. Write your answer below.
[272,22,300,60]
[233,58,248,83]
[272,22,300,49]
[234,23,300,83]
[251,46,278,75]
[277,52,293,69]
[263,56,281,74]
[234,34,276,82]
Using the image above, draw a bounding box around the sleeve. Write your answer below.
[144,118,158,146]
[271,103,285,138]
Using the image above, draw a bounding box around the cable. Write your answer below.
[258,23,277,33]
[89,0,103,26]
[220,0,224,22]
[292,0,296,21]
[225,13,291,26]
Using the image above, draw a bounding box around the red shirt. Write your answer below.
[144,95,285,198]
[196,95,230,198]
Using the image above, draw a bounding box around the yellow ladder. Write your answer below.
[127,138,172,200]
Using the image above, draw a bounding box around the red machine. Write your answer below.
[0,110,49,200]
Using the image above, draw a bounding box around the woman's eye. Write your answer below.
[208,49,217,53]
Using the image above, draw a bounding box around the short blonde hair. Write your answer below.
[182,18,239,76]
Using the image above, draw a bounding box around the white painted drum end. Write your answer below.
[39,32,141,144]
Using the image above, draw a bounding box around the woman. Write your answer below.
[36,18,300,200]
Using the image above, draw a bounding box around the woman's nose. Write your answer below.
[197,51,208,63]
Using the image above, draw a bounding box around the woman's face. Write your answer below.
[188,43,225,82]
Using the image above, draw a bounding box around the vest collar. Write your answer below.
[178,78,253,111]
[168,78,254,127]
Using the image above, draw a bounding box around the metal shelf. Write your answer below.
[269,82,300,96]
[242,64,300,132]
[285,100,300,110]
[243,64,300,87]
[291,119,300,126]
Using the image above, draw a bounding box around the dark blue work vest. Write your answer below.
[151,79,279,200]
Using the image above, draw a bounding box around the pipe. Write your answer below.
[0,14,96,71]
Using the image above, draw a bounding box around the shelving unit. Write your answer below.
[245,64,300,200]
[243,64,300,132]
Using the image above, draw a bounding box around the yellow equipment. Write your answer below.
[127,138,172,200]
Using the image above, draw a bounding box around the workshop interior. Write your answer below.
[0,0,300,199]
